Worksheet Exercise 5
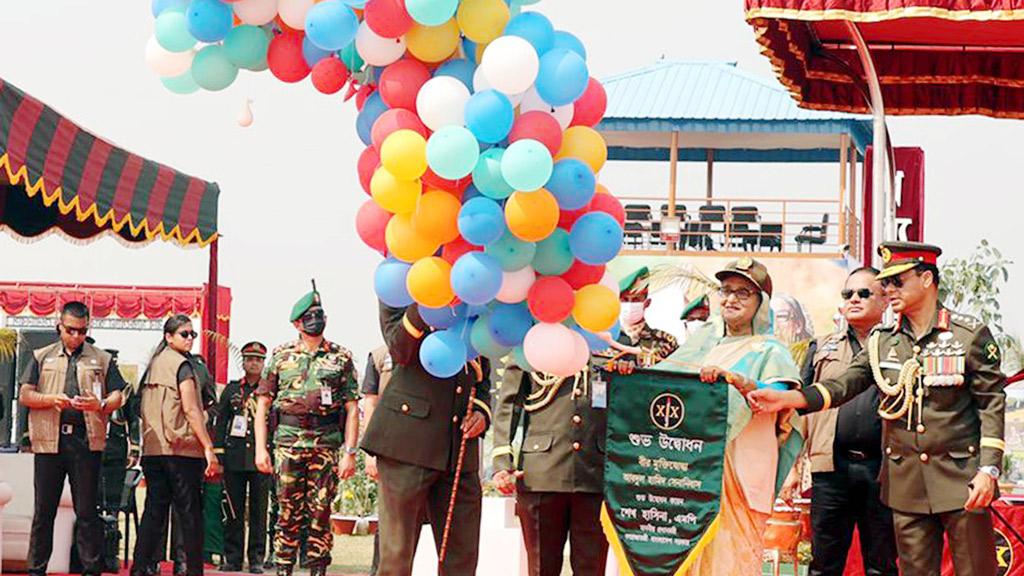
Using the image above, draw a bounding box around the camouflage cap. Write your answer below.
[289,281,323,322]
[715,257,773,297]
[876,241,942,280]
[240,341,268,359]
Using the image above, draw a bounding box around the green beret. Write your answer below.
[618,266,650,296]
[289,290,322,322]
[680,294,709,320]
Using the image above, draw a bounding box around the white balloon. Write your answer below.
[355,22,406,66]
[238,99,254,127]
[472,66,525,106]
[233,0,277,25]
[278,0,314,29]
[416,76,471,131]
[520,86,574,130]
[480,35,538,96]
[496,266,536,304]
[146,36,194,78]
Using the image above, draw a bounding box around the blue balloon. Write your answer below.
[568,320,610,353]
[462,37,479,64]
[485,231,537,272]
[373,259,413,307]
[302,36,332,67]
[536,48,589,106]
[450,318,480,360]
[185,0,232,43]
[465,90,514,145]
[462,183,482,202]
[305,0,359,51]
[504,12,554,55]
[451,253,503,306]
[458,197,506,246]
[488,303,534,347]
[569,212,624,265]
[434,59,476,91]
[547,159,596,210]
[470,316,512,359]
[152,0,188,16]
[342,0,367,6]
[465,304,490,318]
[356,91,389,146]
[552,30,587,61]
[472,148,515,200]
[419,330,468,378]
[420,303,467,329]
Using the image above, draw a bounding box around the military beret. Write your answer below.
[680,294,710,320]
[618,266,650,297]
[289,290,322,322]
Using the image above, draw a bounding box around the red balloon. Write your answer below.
[561,260,605,290]
[423,168,471,194]
[527,276,575,323]
[371,108,429,150]
[558,206,589,230]
[357,147,380,196]
[508,111,563,156]
[572,78,608,127]
[364,0,413,39]
[588,193,625,226]
[356,199,392,255]
[311,57,350,95]
[267,32,310,83]
[441,236,480,265]
[378,59,431,112]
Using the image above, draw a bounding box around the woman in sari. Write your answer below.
[657,258,804,575]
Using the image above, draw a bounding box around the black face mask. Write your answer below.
[301,308,326,336]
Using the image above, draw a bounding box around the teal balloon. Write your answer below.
[532,228,573,275]
[470,315,512,359]
[472,148,514,200]
[501,139,553,192]
[406,0,458,26]
[224,25,269,70]
[485,231,536,272]
[339,42,365,72]
[512,345,534,372]
[154,9,196,52]
[191,45,238,91]
[427,126,480,180]
[161,70,199,95]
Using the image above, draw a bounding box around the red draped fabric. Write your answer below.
[0,282,208,319]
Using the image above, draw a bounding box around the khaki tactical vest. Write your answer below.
[140,348,204,458]
[805,332,857,473]
[28,342,112,454]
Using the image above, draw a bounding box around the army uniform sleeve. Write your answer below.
[471,357,492,428]
[492,364,528,473]
[343,353,360,401]
[380,301,430,366]
[801,344,875,412]
[213,383,234,456]
[967,326,1007,468]
[105,358,127,393]
[256,351,280,399]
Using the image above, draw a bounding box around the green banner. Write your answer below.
[601,369,728,576]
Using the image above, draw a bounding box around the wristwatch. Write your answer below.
[979,465,1001,480]
[344,446,359,456]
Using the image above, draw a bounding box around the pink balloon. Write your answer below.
[569,331,591,374]
[571,77,608,127]
[378,59,431,112]
[524,322,578,377]
[371,108,429,150]
[496,266,536,304]
[356,199,392,255]
[364,0,414,39]
[508,111,563,156]
[598,270,619,294]
[357,147,380,196]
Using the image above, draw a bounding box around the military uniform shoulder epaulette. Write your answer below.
[270,341,300,356]
[949,312,982,331]
[816,332,846,353]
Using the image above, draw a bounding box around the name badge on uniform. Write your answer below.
[320,385,333,406]
[230,415,248,437]
[592,373,607,410]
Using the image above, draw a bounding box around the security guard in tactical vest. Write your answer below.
[254,283,360,576]
[750,242,1007,576]
[215,342,271,573]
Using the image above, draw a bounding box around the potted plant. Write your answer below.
[331,451,379,535]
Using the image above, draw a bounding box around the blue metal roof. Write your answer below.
[597,61,873,163]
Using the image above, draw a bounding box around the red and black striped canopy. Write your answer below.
[0,77,219,246]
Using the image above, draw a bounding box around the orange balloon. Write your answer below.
[596,183,611,195]
[406,256,454,308]
[413,189,462,244]
[555,126,608,173]
[385,213,441,263]
[505,188,559,242]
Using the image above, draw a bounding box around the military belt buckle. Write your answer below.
[846,450,867,461]
[60,424,75,435]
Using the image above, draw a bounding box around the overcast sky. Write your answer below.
[2,1,1021,378]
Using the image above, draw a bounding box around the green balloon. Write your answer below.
[161,70,199,95]
[427,126,480,180]
[191,45,238,91]
[154,9,196,53]
[224,25,269,70]
[472,148,514,200]
[512,345,534,372]
[470,316,512,359]
[532,228,573,275]
[338,42,364,72]
[501,138,553,192]
[485,231,537,272]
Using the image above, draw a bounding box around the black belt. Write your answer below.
[277,412,340,429]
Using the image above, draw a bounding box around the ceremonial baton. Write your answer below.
[438,384,477,569]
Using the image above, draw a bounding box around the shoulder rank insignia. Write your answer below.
[886,347,900,362]
[986,342,1000,362]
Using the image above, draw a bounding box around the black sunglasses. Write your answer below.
[841,288,874,301]
[176,330,198,339]
[880,274,907,289]
[61,324,88,337]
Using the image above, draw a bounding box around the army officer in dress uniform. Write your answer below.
[750,242,1007,576]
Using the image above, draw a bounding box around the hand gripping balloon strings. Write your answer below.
[439,361,481,570]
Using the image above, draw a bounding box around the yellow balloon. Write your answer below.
[572,284,620,332]
[456,0,510,44]
[406,256,454,308]
[556,126,608,174]
[385,213,441,263]
[505,188,558,242]
[371,167,421,214]
[413,189,461,244]
[381,129,428,181]
[405,19,460,63]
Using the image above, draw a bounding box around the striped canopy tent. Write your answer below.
[0,77,219,246]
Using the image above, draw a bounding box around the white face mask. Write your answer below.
[682,319,706,334]
[620,302,646,326]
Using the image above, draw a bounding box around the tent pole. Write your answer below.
[845,21,891,266]
[706,149,714,203]
[668,131,679,216]
[207,237,219,384]
[839,134,848,253]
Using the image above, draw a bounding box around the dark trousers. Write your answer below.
[809,456,898,576]
[29,430,103,575]
[131,456,205,576]
[516,491,607,576]
[376,456,481,576]
[223,470,269,568]
[892,508,997,576]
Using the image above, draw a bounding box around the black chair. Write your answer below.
[659,204,687,219]
[795,213,829,252]
[697,204,727,250]
[759,223,783,252]
[624,204,652,248]
[624,222,646,249]
[730,206,760,251]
